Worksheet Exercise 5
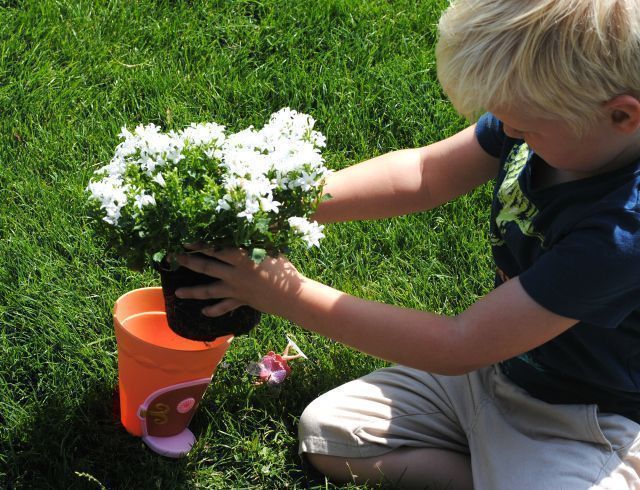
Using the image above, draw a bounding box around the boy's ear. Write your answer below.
[604,95,640,134]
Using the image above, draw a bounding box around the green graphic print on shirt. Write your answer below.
[491,142,544,247]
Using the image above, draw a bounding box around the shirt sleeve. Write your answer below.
[519,209,640,328]
[475,112,505,158]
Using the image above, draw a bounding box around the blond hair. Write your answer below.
[436,0,640,133]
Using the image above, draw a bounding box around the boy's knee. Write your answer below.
[298,396,326,440]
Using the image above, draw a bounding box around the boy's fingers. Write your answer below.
[202,299,243,317]
[183,242,217,257]
[182,244,249,265]
[175,282,227,300]
[176,253,230,278]
[210,248,250,266]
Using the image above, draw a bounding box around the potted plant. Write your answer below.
[87,108,330,341]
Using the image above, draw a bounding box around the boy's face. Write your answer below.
[491,107,639,178]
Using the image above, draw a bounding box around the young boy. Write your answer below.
[176,0,640,487]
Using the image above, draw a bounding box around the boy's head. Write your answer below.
[436,0,640,135]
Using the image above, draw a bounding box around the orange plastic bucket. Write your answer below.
[113,287,232,454]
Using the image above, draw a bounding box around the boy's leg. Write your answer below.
[592,413,640,490]
[306,448,472,489]
[469,368,640,489]
[300,364,640,489]
[590,413,640,489]
[298,365,480,488]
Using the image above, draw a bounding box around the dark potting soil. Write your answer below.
[158,257,261,341]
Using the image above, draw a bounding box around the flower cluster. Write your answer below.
[87,108,331,269]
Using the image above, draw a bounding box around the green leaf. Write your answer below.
[152,251,166,263]
[250,248,267,264]
[321,193,333,202]
[255,218,270,234]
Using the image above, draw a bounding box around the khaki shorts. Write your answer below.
[298,365,640,489]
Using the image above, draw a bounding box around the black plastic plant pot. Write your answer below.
[157,255,261,341]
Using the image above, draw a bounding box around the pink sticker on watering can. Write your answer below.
[176,397,196,414]
[138,378,211,438]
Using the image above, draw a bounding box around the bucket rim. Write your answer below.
[113,287,165,320]
[116,311,233,352]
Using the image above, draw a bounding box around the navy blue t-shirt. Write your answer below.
[475,112,640,420]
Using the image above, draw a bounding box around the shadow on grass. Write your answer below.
[3,378,191,489]
[2,337,379,489]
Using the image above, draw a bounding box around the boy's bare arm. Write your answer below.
[176,251,577,375]
[312,124,499,223]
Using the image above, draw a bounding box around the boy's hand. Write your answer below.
[174,246,305,318]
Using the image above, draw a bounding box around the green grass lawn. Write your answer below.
[0,0,494,487]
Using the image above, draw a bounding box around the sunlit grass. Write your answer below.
[0,0,492,487]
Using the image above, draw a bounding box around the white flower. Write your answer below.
[153,173,166,187]
[227,175,273,200]
[99,157,127,178]
[180,122,226,147]
[237,199,260,222]
[86,176,129,226]
[88,108,329,264]
[260,196,281,214]
[288,217,325,248]
[204,147,223,159]
[133,192,156,210]
[118,126,133,140]
[290,170,321,191]
[216,197,232,212]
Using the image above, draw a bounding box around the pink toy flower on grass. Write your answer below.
[247,336,307,386]
[251,351,291,385]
